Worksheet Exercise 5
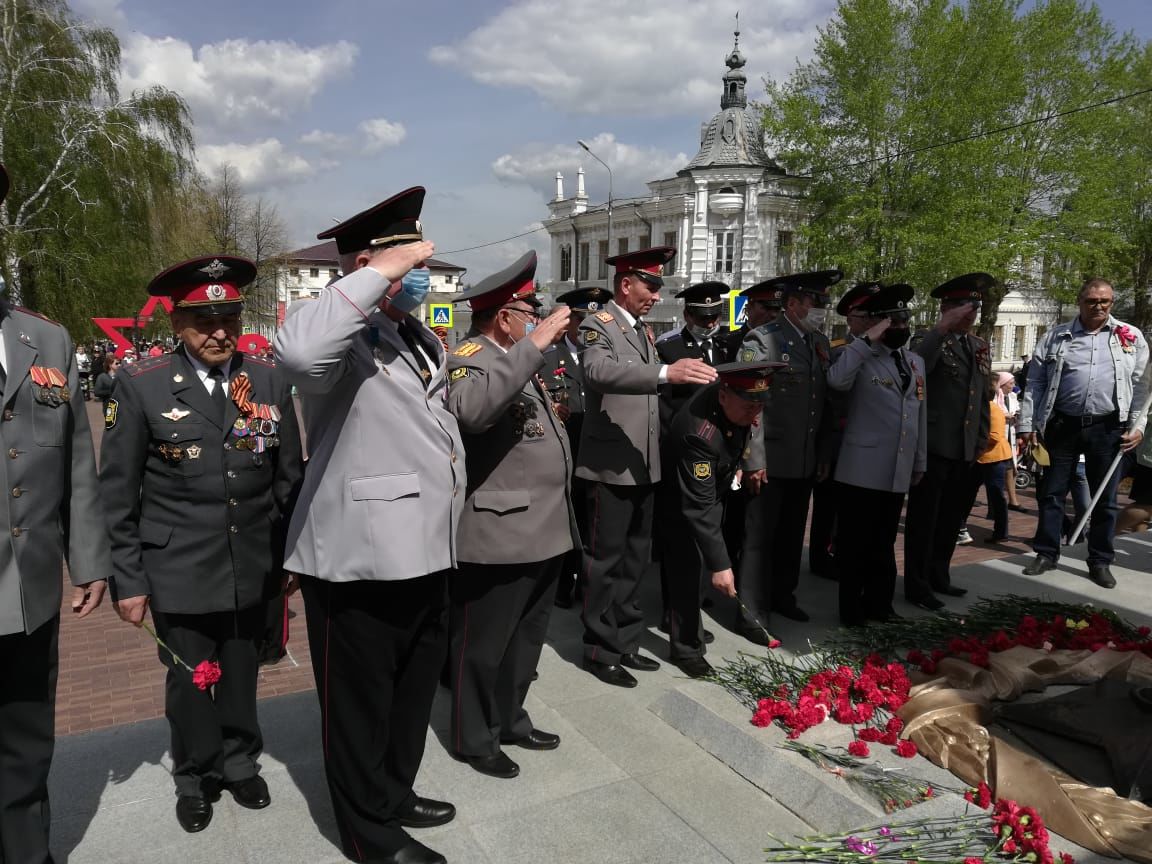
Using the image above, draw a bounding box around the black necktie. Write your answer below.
[892,351,911,391]
[701,338,713,365]
[635,321,650,360]
[208,366,227,421]
[397,320,432,383]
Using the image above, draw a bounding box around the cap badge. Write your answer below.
[587,301,599,311]
[199,259,228,280]
[206,284,227,301]
[161,408,191,421]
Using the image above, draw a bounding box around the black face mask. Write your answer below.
[882,328,911,349]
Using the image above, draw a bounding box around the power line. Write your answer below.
[438,86,1152,256]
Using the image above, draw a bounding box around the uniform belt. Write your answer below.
[1055,410,1118,427]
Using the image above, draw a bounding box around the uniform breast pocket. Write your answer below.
[350,473,421,503]
[472,490,530,516]
[149,421,207,477]
[31,402,66,447]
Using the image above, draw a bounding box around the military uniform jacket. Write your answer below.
[723,325,749,363]
[828,338,927,493]
[913,329,991,462]
[669,384,750,573]
[575,301,662,486]
[274,266,466,582]
[541,339,585,454]
[655,326,726,440]
[0,303,110,635]
[447,334,575,565]
[738,319,834,478]
[100,346,303,614]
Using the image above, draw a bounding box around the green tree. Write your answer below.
[0,0,192,334]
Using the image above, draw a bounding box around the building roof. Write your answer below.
[283,239,465,272]
[682,28,784,174]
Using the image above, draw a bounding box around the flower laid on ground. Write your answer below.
[763,796,1073,864]
[141,623,222,691]
[965,781,994,809]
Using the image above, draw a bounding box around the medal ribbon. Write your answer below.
[230,372,255,416]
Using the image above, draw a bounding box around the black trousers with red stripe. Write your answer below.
[449,556,561,757]
[300,572,448,861]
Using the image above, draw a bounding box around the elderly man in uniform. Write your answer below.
[274,188,462,864]
[736,269,841,638]
[808,282,883,580]
[827,284,926,626]
[577,247,717,688]
[545,286,609,609]
[665,361,784,676]
[444,252,573,779]
[101,255,303,833]
[0,162,110,864]
[1020,277,1149,588]
[903,273,993,610]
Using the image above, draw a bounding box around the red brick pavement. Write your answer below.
[55,401,1040,736]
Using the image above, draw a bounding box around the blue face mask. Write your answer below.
[523,322,536,336]
[389,267,430,315]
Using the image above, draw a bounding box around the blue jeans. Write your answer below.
[1033,412,1123,565]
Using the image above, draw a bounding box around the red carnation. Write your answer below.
[858,726,883,742]
[847,740,870,758]
[886,716,904,734]
[769,639,781,649]
[192,660,222,691]
[895,739,918,758]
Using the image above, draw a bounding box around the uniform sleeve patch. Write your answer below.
[449,367,469,381]
[693,461,712,480]
[583,331,600,344]
[740,348,757,362]
[452,342,483,358]
[595,311,614,323]
[104,399,118,429]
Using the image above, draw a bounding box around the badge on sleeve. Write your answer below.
[583,331,599,345]
[450,367,469,381]
[104,399,118,429]
[693,461,712,480]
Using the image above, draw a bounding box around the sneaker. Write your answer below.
[956,529,973,546]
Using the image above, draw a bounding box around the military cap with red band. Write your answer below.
[835,282,882,316]
[716,360,787,402]
[0,163,8,205]
[452,250,540,312]
[318,186,425,255]
[147,255,255,315]
[931,271,996,301]
[607,245,676,287]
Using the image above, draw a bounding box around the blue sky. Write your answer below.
[75,0,1152,281]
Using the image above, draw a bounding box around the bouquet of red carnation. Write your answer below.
[141,622,222,691]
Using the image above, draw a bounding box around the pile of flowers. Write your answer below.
[783,741,945,813]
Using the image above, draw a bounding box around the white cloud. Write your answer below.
[120,34,358,132]
[491,133,688,200]
[359,118,407,153]
[299,118,406,156]
[300,129,345,148]
[198,139,317,188]
[69,0,124,25]
[430,0,831,115]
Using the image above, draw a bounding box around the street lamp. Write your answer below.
[577,139,613,277]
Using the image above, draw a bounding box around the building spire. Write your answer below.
[721,12,747,109]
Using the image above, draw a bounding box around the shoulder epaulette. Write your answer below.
[757,321,782,334]
[241,353,274,368]
[125,357,171,377]
[830,338,848,349]
[453,341,483,358]
[696,419,717,442]
[595,311,614,324]
[12,305,61,326]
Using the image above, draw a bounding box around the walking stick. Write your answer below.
[1064,354,1152,546]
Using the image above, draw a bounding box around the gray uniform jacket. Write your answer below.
[274,267,466,582]
[0,303,109,635]
[738,319,834,478]
[446,334,575,565]
[575,301,662,486]
[913,329,991,462]
[828,338,928,493]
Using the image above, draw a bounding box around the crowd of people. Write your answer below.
[1,166,1149,864]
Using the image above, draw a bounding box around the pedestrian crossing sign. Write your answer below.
[729,294,748,327]
[429,304,453,327]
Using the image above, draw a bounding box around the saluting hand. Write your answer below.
[934,303,975,334]
[71,580,106,618]
[667,358,718,385]
[115,594,150,626]
[864,317,890,343]
[528,305,570,352]
[367,240,436,282]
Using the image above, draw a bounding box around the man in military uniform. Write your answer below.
[577,247,717,688]
[101,255,303,833]
[827,284,926,626]
[444,252,572,779]
[0,161,111,864]
[544,286,610,609]
[736,269,841,638]
[274,188,460,864]
[665,362,784,676]
[808,282,883,579]
[904,273,994,609]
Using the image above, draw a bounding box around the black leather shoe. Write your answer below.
[1132,686,1152,712]
[906,592,945,612]
[227,775,270,810]
[397,796,456,829]
[380,838,448,864]
[503,729,560,750]
[933,585,967,597]
[1087,565,1116,589]
[464,751,519,779]
[620,652,660,672]
[1023,555,1057,576]
[672,656,714,678]
[775,605,810,622]
[738,627,775,647]
[702,629,715,644]
[175,795,213,833]
[583,658,638,688]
